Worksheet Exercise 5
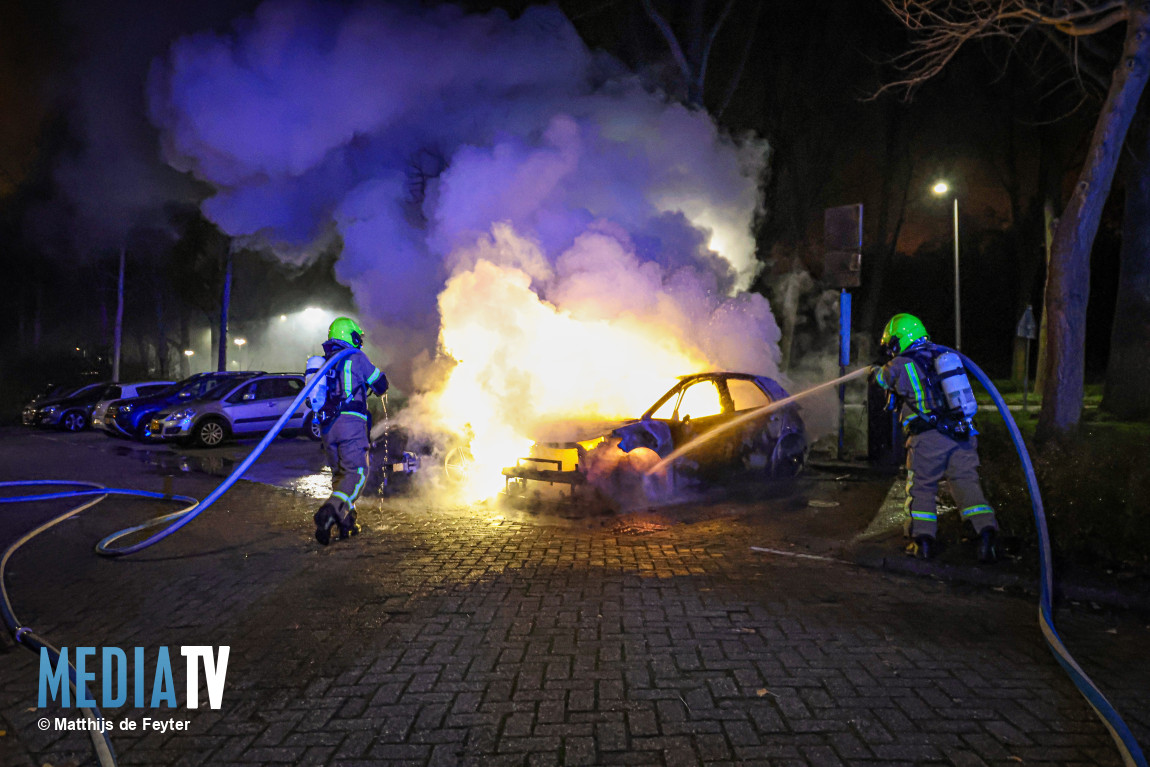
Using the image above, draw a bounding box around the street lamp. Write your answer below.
[183,350,195,357]
[233,338,246,347]
[932,181,961,350]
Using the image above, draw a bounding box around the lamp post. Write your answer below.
[932,181,961,350]
[233,337,247,370]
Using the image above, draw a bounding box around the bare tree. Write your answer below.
[1103,110,1150,417]
[881,0,1150,439]
[639,0,749,109]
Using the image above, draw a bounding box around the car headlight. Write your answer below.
[172,407,196,419]
[43,406,57,414]
[119,404,133,413]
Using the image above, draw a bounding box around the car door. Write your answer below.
[666,379,732,465]
[222,381,268,434]
[263,377,306,428]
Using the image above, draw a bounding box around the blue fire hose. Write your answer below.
[947,346,1146,767]
[0,348,355,767]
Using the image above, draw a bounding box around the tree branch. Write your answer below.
[698,0,737,97]
[640,0,694,88]
[717,0,763,119]
[875,0,1133,99]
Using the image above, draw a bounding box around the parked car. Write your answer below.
[104,371,263,440]
[91,381,176,432]
[22,383,87,425]
[150,374,308,447]
[23,381,118,431]
[501,372,807,497]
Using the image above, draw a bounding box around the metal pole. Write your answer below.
[953,197,961,351]
[1022,339,1031,413]
[112,248,125,382]
[837,289,851,461]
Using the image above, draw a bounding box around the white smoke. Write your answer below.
[148,0,782,472]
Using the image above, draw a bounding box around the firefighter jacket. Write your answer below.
[874,342,966,437]
[319,339,388,421]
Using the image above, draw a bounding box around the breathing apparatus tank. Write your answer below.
[933,351,978,417]
[304,355,328,413]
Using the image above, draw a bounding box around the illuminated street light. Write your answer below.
[279,315,287,322]
[932,180,961,350]
[184,349,195,357]
[233,337,247,347]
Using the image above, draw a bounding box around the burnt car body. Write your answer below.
[615,373,806,478]
[502,372,807,497]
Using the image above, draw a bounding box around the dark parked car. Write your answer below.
[103,371,263,440]
[501,372,807,497]
[22,381,118,431]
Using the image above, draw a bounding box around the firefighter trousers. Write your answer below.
[904,429,997,539]
[321,413,371,527]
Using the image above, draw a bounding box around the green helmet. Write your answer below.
[880,313,929,358]
[328,317,365,348]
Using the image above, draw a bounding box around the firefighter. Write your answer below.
[312,317,388,545]
[873,313,999,562]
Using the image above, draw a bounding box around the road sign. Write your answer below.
[824,204,863,289]
[1016,305,1037,339]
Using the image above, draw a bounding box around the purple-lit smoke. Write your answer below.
[149,0,780,497]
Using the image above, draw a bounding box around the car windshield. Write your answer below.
[64,383,103,400]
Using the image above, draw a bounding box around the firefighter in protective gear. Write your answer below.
[313,317,388,545]
[873,313,999,562]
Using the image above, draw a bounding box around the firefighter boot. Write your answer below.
[338,506,361,540]
[314,503,338,546]
[977,528,999,564]
[906,535,935,560]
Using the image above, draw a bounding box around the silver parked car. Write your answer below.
[150,374,307,447]
[92,381,176,432]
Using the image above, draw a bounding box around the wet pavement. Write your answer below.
[0,426,1147,766]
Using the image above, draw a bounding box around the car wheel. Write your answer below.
[443,445,474,485]
[770,434,807,479]
[61,410,88,432]
[193,418,228,448]
[304,412,322,441]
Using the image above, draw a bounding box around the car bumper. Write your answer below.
[35,412,64,427]
[152,417,194,441]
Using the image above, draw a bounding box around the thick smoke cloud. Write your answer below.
[149,0,782,480]
[149,1,769,322]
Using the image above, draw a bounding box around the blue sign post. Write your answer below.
[825,203,862,463]
[838,289,851,460]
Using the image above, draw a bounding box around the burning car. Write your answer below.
[501,372,807,501]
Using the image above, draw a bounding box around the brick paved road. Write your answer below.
[1,430,1147,766]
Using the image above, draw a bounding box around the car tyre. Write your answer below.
[769,433,807,479]
[303,412,322,441]
[192,417,229,448]
[61,410,88,432]
[443,445,474,485]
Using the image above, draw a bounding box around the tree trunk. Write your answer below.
[1035,200,1056,395]
[180,315,191,378]
[112,248,125,382]
[1102,115,1150,418]
[217,251,232,373]
[33,283,42,348]
[155,284,168,378]
[860,102,912,337]
[1036,9,1150,441]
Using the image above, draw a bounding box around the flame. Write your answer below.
[427,258,709,500]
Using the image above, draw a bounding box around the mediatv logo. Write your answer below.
[39,646,230,709]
